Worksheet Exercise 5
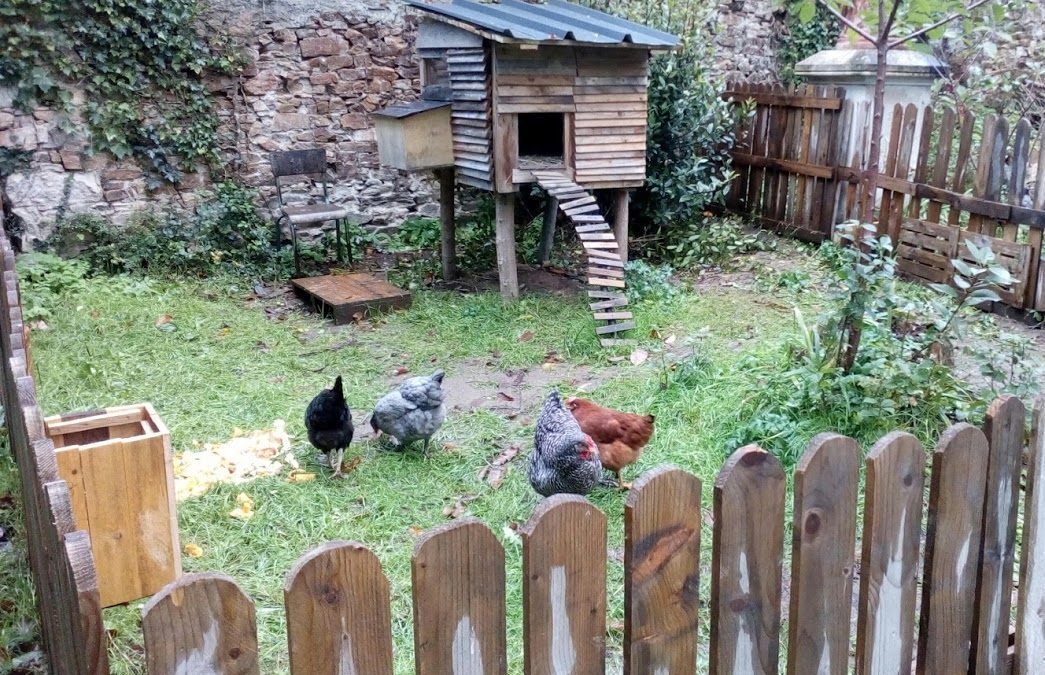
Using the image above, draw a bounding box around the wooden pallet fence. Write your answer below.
[725,85,1045,311]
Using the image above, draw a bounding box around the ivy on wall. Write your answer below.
[777,0,841,86]
[0,0,240,185]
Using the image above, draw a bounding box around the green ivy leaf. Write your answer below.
[797,0,817,23]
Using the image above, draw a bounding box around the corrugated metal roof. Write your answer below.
[405,0,679,47]
[374,99,452,118]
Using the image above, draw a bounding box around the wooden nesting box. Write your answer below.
[374,100,454,171]
[47,404,181,607]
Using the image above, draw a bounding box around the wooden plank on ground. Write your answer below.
[292,273,412,325]
[711,445,785,675]
[624,467,702,675]
[284,541,394,675]
[855,432,925,675]
[413,519,507,675]
[142,573,259,675]
[1015,399,1045,674]
[917,423,990,675]
[521,495,607,675]
[592,311,632,321]
[971,396,1026,675]
[786,433,859,675]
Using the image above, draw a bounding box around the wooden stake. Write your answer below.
[613,189,629,264]
[437,167,456,281]
[495,192,519,301]
[537,195,558,266]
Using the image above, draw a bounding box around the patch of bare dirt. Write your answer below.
[438,264,586,296]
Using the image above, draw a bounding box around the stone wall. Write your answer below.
[1,0,786,248]
[710,0,785,85]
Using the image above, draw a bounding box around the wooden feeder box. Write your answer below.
[374,100,454,171]
[46,403,181,607]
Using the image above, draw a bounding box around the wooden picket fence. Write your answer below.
[724,83,1045,312]
[3,213,1045,673]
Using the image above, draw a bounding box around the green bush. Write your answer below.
[17,252,89,322]
[661,216,774,268]
[624,260,679,303]
[53,181,284,278]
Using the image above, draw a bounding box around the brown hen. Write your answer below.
[565,397,654,489]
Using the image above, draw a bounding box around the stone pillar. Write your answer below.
[795,48,945,171]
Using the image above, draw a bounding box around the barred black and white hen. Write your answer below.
[528,390,601,497]
[305,375,354,476]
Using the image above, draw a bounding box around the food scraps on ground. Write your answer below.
[173,421,296,501]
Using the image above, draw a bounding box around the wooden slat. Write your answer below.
[143,573,259,675]
[592,311,632,321]
[584,247,621,261]
[972,396,1026,675]
[787,434,859,675]
[624,467,702,675]
[587,267,624,280]
[588,277,626,289]
[521,495,607,675]
[599,338,636,347]
[594,320,634,334]
[907,106,935,221]
[926,106,956,223]
[284,541,394,675]
[589,297,629,311]
[1015,399,1045,674]
[413,519,507,675]
[564,203,601,216]
[855,432,925,675]
[710,445,785,674]
[917,424,990,675]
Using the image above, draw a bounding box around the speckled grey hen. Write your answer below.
[528,390,602,497]
[370,370,446,451]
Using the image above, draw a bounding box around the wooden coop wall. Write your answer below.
[491,45,648,192]
[446,47,494,190]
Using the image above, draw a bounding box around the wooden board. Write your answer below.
[521,495,607,675]
[787,433,859,675]
[292,273,412,325]
[142,573,259,675]
[917,423,990,675]
[897,219,960,284]
[624,467,702,675]
[284,541,394,675]
[972,396,1026,674]
[711,445,785,674]
[855,432,925,675]
[1015,399,1045,674]
[412,519,507,675]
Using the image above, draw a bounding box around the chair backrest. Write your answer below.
[270,149,329,204]
[271,149,327,178]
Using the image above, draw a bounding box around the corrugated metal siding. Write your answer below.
[446,47,494,189]
[406,0,679,47]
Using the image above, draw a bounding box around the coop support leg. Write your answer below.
[438,167,456,281]
[538,195,558,267]
[494,192,519,302]
[613,189,630,264]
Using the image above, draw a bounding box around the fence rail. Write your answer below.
[725,83,1045,312]
[3,219,1045,673]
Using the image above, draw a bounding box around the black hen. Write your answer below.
[305,375,354,476]
[528,390,602,497]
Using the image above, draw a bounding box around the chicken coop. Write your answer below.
[376,0,678,345]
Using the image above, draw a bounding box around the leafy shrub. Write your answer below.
[777,0,841,86]
[53,181,283,278]
[17,252,88,322]
[661,216,773,268]
[635,47,751,238]
[387,217,441,252]
[625,260,679,302]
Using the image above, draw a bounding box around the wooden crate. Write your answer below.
[958,231,1033,307]
[897,218,959,284]
[46,404,181,607]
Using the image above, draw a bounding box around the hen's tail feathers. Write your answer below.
[333,375,344,397]
[646,414,655,423]
[369,414,378,433]
[431,369,445,384]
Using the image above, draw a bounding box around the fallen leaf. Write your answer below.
[393,366,410,376]
[541,362,556,370]
[0,494,14,510]
[29,320,49,331]
[287,470,316,484]
[442,442,459,452]
[497,391,515,402]
[183,543,204,558]
[340,456,362,474]
[648,328,662,339]
[443,495,477,519]
[408,525,424,537]
[630,348,649,366]
[217,325,232,337]
[543,351,564,364]
[664,334,678,346]
[155,314,173,327]
[255,341,271,353]
[518,329,535,343]
[477,444,521,488]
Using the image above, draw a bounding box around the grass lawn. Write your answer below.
[0,239,1039,672]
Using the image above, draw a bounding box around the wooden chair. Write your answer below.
[270,149,353,275]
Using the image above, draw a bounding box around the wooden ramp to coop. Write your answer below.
[532,171,634,348]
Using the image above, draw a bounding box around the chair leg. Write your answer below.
[335,220,344,264]
[291,223,301,277]
[345,220,354,265]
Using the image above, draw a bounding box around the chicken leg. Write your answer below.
[329,447,345,477]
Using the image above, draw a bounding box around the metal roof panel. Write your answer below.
[405,0,680,47]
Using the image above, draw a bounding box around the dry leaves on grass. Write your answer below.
[443,494,477,519]
[477,444,521,489]
[518,329,535,343]
[173,421,296,501]
[630,348,649,365]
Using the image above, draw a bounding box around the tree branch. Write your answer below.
[816,0,879,45]
[882,0,903,40]
[888,0,993,49]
